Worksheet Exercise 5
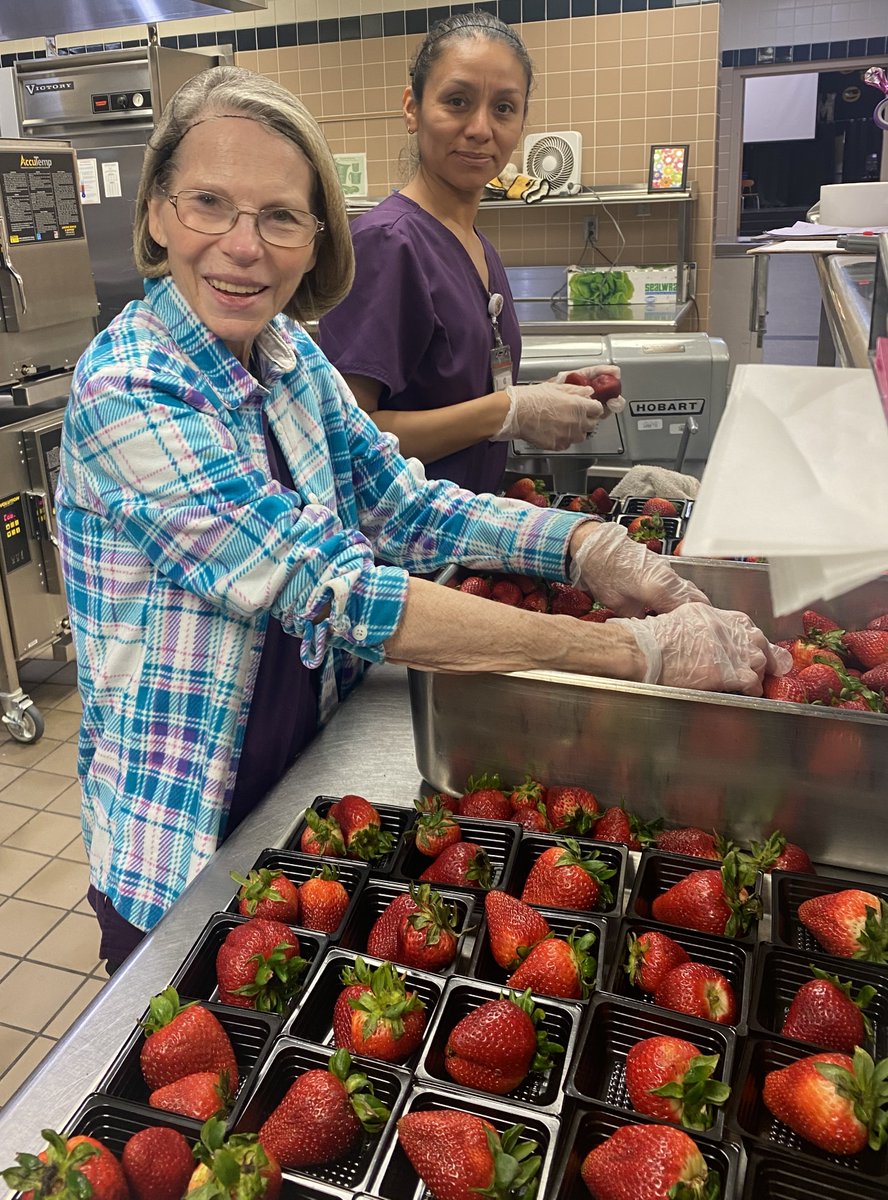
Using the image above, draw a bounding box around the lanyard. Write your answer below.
[487,291,512,392]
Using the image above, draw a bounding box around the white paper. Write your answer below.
[763,220,888,237]
[76,158,100,205]
[101,161,122,198]
[681,364,888,615]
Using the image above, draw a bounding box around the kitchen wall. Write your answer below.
[719,0,887,58]
[1,1,721,323]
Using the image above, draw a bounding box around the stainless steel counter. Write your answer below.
[0,664,419,1150]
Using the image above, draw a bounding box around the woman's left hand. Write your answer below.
[551,363,626,416]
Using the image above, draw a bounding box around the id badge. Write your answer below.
[490,343,513,392]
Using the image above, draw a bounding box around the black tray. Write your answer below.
[336,878,476,975]
[413,975,581,1115]
[286,797,414,875]
[284,948,445,1068]
[620,496,693,519]
[770,871,888,962]
[563,994,735,1140]
[170,911,327,1018]
[226,848,370,943]
[549,1103,739,1200]
[628,850,762,943]
[368,1083,561,1200]
[392,814,520,893]
[605,917,753,1029]
[506,833,626,917]
[231,1036,410,1194]
[742,1144,888,1199]
[749,943,888,1057]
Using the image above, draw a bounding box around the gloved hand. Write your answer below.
[551,363,626,416]
[494,382,604,450]
[570,521,709,616]
[614,604,793,695]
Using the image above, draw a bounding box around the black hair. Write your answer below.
[409,10,534,115]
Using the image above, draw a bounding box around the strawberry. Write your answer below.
[650,852,762,938]
[215,918,308,1013]
[549,582,593,617]
[413,802,462,857]
[844,629,888,670]
[396,883,462,971]
[122,1126,195,1200]
[333,957,426,1062]
[745,830,815,874]
[329,794,394,861]
[780,966,875,1053]
[508,775,547,812]
[149,1069,232,1121]
[797,890,888,962]
[396,1110,541,1200]
[502,573,539,596]
[366,891,417,959]
[787,632,845,671]
[625,1035,731,1130]
[625,930,690,994]
[835,696,872,710]
[866,613,888,631]
[139,987,238,1091]
[512,803,550,832]
[520,839,616,911]
[861,663,888,692]
[416,791,462,815]
[298,863,350,933]
[4,1133,128,1200]
[258,1048,389,1169]
[797,661,843,703]
[592,806,636,849]
[461,773,513,820]
[626,515,665,553]
[506,928,598,1000]
[188,1117,281,1200]
[581,1123,715,1200]
[231,867,300,923]
[484,890,552,971]
[654,961,737,1024]
[504,477,548,503]
[490,579,523,606]
[519,588,549,613]
[803,609,840,636]
[459,575,492,599]
[545,785,599,834]
[565,494,598,513]
[580,604,618,622]
[655,827,721,861]
[444,989,563,1095]
[641,497,678,518]
[762,673,808,702]
[420,841,493,889]
[762,1046,888,1154]
[589,486,615,514]
[299,809,346,857]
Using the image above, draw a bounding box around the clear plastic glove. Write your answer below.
[494,382,604,451]
[614,604,793,695]
[551,363,626,416]
[570,521,709,617]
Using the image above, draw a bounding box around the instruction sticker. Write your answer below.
[102,161,122,198]
[637,418,663,431]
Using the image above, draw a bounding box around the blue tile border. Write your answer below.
[722,34,887,68]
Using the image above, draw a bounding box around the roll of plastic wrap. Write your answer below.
[819,182,888,226]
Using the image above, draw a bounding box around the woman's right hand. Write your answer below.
[494,382,605,450]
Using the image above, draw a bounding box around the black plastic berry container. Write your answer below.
[605,917,753,1029]
[169,911,328,1019]
[336,878,476,975]
[369,1082,562,1200]
[226,848,370,943]
[231,1036,410,1194]
[770,871,888,961]
[391,814,520,893]
[742,1145,888,1199]
[60,1091,206,1142]
[563,993,736,1140]
[284,948,446,1067]
[506,832,626,917]
[550,1103,740,1200]
[467,905,610,1002]
[98,999,279,1128]
[628,850,763,943]
[413,975,581,1116]
[285,797,414,875]
[553,492,617,516]
[750,943,888,1057]
[620,496,693,520]
[727,1033,888,1177]
[617,512,683,540]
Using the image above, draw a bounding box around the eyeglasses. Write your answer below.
[164,188,325,248]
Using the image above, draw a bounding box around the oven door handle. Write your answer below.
[0,241,27,317]
[24,488,59,549]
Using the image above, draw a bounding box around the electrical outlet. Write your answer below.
[584,217,598,243]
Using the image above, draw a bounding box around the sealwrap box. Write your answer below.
[566,265,684,306]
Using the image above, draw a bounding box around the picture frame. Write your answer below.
[647,144,690,193]
[333,151,368,198]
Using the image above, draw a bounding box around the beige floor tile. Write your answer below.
[0,1024,33,1074]
[75,894,94,915]
[28,682,78,711]
[0,769,69,810]
[6,811,83,857]
[30,911,102,975]
[0,953,18,981]
[0,898,65,957]
[0,847,50,898]
[32,741,79,779]
[0,960,84,1033]
[50,661,78,686]
[18,658,65,685]
[0,763,24,791]
[42,709,83,743]
[0,737,60,770]
[55,691,83,715]
[15,856,90,910]
[46,780,83,817]
[0,800,34,841]
[0,1035,57,1106]
[44,975,106,1038]
[58,833,88,865]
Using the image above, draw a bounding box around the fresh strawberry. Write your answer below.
[506,929,598,1000]
[508,775,547,812]
[149,1069,232,1122]
[366,891,418,959]
[215,918,308,1013]
[762,673,808,702]
[484,890,552,970]
[580,1123,715,1200]
[490,579,523,606]
[861,663,888,692]
[444,989,562,1094]
[589,486,615,514]
[505,477,548,504]
[844,629,888,670]
[413,802,462,857]
[258,1048,389,1169]
[416,791,462,815]
[802,609,841,636]
[520,588,549,612]
[545,785,599,834]
[460,773,513,820]
[520,839,615,911]
[866,613,888,631]
[762,1046,888,1154]
[4,1133,128,1200]
[396,1110,541,1200]
[625,930,691,994]
[655,827,721,861]
[797,890,888,961]
[650,852,762,938]
[626,515,665,553]
[231,867,300,923]
[333,957,426,1062]
[654,961,737,1024]
[512,803,550,832]
[299,809,346,857]
[787,631,845,671]
[188,1117,281,1200]
[329,794,394,861]
[121,1125,194,1200]
[419,841,493,888]
[594,806,661,850]
[625,1035,731,1130]
[835,696,873,710]
[797,661,843,703]
[780,967,875,1053]
[139,986,238,1091]
[565,494,598,513]
[641,497,678,518]
[580,604,618,622]
[502,573,539,596]
[549,582,593,617]
[745,830,815,874]
[298,863,350,933]
[396,884,462,971]
[458,575,492,599]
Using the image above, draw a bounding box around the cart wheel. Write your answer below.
[5,705,45,744]
[876,97,888,131]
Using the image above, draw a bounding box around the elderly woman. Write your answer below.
[56,66,788,973]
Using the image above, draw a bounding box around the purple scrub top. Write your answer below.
[317,192,521,494]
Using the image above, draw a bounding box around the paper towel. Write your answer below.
[819,182,888,227]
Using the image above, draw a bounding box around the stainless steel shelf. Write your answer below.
[513,298,695,335]
[346,184,694,214]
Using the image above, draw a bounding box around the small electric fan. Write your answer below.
[522,131,583,195]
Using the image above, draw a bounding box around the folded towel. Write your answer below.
[609,465,701,501]
[485,161,550,204]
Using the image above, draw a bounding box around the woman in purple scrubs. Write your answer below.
[318,12,621,494]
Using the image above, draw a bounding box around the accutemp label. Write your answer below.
[629,399,705,416]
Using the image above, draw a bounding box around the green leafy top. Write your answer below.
[1,1130,100,1200]
[189,1116,277,1200]
[327,1048,391,1133]
[477,1123,542,1200]
[648,1052,731,1132]
[815,1046,888,1150]
[140,985,197,1034]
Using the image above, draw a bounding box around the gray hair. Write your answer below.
[133,65,353,322]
